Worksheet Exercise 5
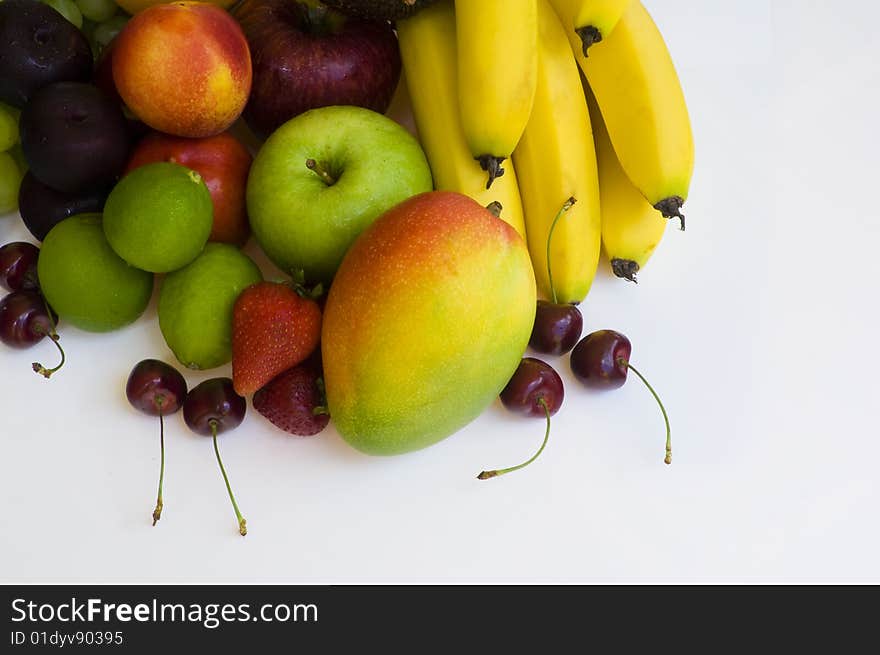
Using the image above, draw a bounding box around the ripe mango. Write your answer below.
[322,191,536,455]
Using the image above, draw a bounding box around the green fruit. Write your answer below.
[38,214,154,332]
[0,152,22,214]
[322,191,536,455]
[247,105,433,283]
[103,162,213,273]
[158,243,262,370]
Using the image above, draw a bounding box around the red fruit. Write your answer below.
[253,364,329,436]
[232,281,322,396]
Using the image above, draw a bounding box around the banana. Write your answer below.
[547,0,632,54]
[586,85,666,283]
[512,0,600,304]
[455,0,537,189]
[573,0,694,229]
[396,1,527,240]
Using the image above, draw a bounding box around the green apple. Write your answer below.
[246,105,433,283]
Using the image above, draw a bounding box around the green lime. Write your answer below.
[158,243,262,370]
[103,162,213,273]
[38,214,154,332]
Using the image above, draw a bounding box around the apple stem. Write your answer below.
[152,401,165,526]
[306,158,337,186]
[477,398,552,480]
[486,201,503,218]
[620,359,672,465]
[546,197,577,305]
[211,420,247,536]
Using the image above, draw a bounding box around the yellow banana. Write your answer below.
[547,0,632,54]
[396,1,527,240]
[587,86,666,283]
[455,0,537,189]
[512,0,600,304]
[573,0,694,229]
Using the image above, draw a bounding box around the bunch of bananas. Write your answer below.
[397,0,694,295]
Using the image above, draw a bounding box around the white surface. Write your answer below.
[2,0,879,584]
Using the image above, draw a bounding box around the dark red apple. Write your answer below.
[233,0,401,138]
[124,131,253,246]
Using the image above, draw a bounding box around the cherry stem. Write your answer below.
[32,297,65,379]
[546,197,577,305]
[620,360,672,465]
[478,398,552,480]
[211,420,247,536]
[305,158,336,186]
[31,332,66,379]
[152,402,165,526]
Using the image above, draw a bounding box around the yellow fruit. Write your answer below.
[455,0,537,188]
[397,0,527,240]
[547,0,632,54]
[512,0,600,304]
[587,86,666,282]
[574,0,694,228]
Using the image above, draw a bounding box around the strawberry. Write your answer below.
[253,363,330,436]
[232,278,322,396]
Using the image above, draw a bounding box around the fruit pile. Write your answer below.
[0,0,693,535]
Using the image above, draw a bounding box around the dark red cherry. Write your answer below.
[0,242,40,292]
[183,378,246,436]
[530,300,583,355]
[126,359,188,417]
[183,378,248,536]
[570,330,672,465]
[126,359,188,526]
[570,330,631,389]
[479,358,564,481]
[0,290,53,347]
[0,290,65,378]
[499,357,564,418]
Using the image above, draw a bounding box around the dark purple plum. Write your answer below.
[19,82,130,193]
[0,289,65,377]
[570,330,672,465]
[18,172,109,241]
[0,241,40,292]
[0,0,93,108]
[478,358,564,481]
[530,300,583,355]
[126,359,188,526]
[183,378,248,536]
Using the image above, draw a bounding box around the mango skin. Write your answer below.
[322,191,536,456]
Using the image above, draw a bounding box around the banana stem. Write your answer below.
[620,360,672,465]
[478,398,552,480]
[546,197,577,304]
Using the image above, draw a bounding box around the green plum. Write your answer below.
[37,214,154,332]
[103,162,213,274]
[158,243,262,370]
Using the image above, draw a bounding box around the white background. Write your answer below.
[2,0,878,583]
